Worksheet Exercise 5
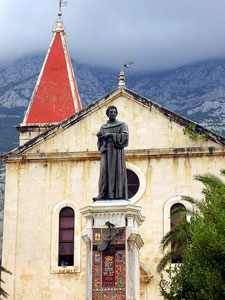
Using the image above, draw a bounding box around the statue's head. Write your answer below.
[106,106,118,121]
[106,106,118,117]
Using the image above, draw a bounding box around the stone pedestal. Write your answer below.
[80,200,145,300]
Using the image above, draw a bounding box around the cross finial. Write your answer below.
[58,0,67,19]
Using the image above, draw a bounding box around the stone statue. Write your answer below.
[93,106,129,201]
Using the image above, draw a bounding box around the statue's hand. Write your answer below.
[97,131,103,137]
[103,133,113,139]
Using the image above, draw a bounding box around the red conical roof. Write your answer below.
[23,19,82,125]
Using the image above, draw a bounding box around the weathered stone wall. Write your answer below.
[2,94,225,299]
[27,95,218,154]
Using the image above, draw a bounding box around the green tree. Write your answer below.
[0,261,11,298]
[157,171,225,300]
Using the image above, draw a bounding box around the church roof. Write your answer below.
[22,19,82,125]
[3,86,225,159]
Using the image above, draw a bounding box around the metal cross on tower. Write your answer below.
[58,0,67,19]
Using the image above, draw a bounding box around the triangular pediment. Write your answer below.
[3,87,225,160]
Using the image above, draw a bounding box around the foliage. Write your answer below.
[158,171,225,300]
[183,123,208,141]
[44,122,52,128]
[0,261,11,298]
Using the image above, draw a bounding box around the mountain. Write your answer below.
[1,55,225,156]
[129,60,225,135]
[0,164,5,254]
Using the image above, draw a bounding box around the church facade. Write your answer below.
[2,16,225,300]
[2,85,225,299]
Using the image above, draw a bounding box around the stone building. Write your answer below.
[2,16,225,300]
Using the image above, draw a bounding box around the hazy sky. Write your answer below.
[1,0,225,71]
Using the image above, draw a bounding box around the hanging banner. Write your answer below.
[92,228,126,300]
[102,253,115,286]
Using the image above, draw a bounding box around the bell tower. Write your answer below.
[16,4,82,145]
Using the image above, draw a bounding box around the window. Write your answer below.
[127,169,140,199]
[170,203,186,263]
[126,163,146,203]
[51,200,81,273]
[58,207,74,267]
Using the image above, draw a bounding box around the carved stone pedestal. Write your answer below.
[80,200,145,300]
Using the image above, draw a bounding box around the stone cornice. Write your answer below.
[127,231,144,250]
[81,231,92,251]
[80,201,142,215]
[2,146,225,163]
[80,201,145,228]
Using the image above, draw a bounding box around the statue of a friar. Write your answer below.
[93,106,129,201]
